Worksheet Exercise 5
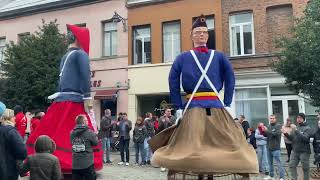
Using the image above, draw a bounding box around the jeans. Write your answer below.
[257,145,269,173]
[135,142,146,163]
[119,136,130,162]
[144,136,153,162]
[72,164,96,180]
[289,152,310,180]
[268,149,285,178]
[102,137,111,162]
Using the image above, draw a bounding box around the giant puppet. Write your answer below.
[26,24,103,173]
[151,15,258,178]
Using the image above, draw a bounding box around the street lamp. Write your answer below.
[111,11,127,32]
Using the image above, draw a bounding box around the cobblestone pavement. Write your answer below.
[20,149,319,180]
[94,151,318,180]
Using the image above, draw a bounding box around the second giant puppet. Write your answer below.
[151,15,258,176]
[26,24,103,173]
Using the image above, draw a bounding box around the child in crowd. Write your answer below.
[20,135,61,180]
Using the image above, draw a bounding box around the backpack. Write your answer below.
[71,132,86,153]
[0,125,13,180]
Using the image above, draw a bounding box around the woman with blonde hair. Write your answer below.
[0,103,27,180]
[1,108,16,126]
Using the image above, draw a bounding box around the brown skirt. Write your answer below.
[151,108,259,174]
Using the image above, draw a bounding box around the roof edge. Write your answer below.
[0,0,109,20]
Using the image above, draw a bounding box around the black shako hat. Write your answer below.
[192,14,207,30]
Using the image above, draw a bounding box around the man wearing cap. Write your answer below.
[26,24,102,173]
[282,113,312,180]
[151,15,258,178]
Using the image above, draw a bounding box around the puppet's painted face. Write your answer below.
[191,27,209,46]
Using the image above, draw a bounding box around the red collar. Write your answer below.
[193,46,208,53]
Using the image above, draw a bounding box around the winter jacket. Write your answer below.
[100,115,112,138]
[15,112,27,138]
[133,125,148,144]
[247,132,257,149]
[313,128,320,164]
[144,118,155,137]
[70,124,98,169]
[241,120,250,138]
[286,122,312,154]
[265,122,282,151]
[20,136,61,180]
[31,117,41,134]
[255,128,267,146]
[158,115,176,132]
[117,119,132,140]
[0,124,27,180]
[313,128,320,154]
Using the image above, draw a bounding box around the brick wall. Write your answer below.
[221,0,309,70]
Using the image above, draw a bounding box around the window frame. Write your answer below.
[0,37,6,64]
[17,32,30,43]
[162,20,181,63]
[132,24,152,65]
[102,21,118,57]
[229,12,255,57]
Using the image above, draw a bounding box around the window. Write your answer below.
[0,37,6,64]
[75,23,86,27]
[18,32,30,43]
[192,15,215,49]
[235,87,269,127]
[305,100,318,131]
[103,22,117,56]
[229,13,254,56]
[163,21,181,62]
[133,25,151,64]
[206,16,215,50]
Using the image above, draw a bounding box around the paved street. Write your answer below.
[20,148,319,180]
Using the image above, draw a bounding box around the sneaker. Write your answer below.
[161,167,166,172]
[263,176,274,180]
[118,162,124,165]
[125,162,130,166]
[140,161,146,166]
[106,160,112,164]
[146,160,151,165]
[279,178,284,180]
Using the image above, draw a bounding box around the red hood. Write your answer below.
[66,24,90,55]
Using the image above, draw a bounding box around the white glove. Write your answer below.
[83,99,92,113]
[224,106,234,118]
[175,109,183,126]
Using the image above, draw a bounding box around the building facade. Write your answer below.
[126,0,223,121]
[126,0,317,133]
[0,0,128,125]
[221,0,315,131]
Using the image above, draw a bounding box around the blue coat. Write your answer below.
[169,50,235,109]
[0,125,27,180]
[55,47,91,102]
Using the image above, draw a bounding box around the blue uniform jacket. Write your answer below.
[55,47,91,102]
[169,50,235,109]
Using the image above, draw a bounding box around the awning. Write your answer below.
[94,89,118,100]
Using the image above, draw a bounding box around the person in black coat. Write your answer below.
[0,107,27,180]
[240,115,250,138]
[313,120,320,166]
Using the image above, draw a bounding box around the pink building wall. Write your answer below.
[0,0,128,124]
